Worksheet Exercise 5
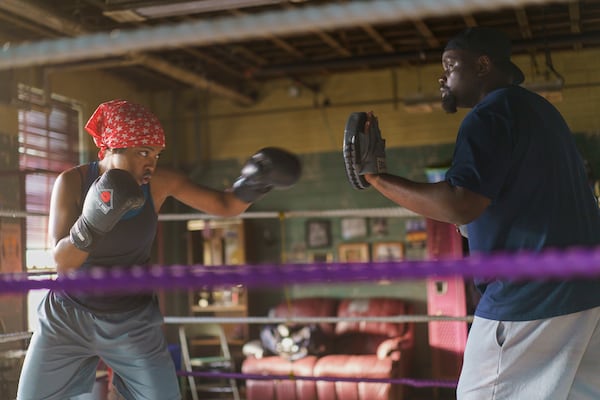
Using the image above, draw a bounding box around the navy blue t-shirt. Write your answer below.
[445,85,600,321]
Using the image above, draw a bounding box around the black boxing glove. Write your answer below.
[70,169,145,252]
[233,147,302,203]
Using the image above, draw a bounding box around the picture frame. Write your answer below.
[372,242,405,262]
[338,243,369,262]
[306,219,332,248]
[309,252,334,263]
[341,218,368,240]
[370,217,389,236]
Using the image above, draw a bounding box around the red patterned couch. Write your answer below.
[241,297,415,400]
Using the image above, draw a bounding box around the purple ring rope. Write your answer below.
[1,245,600,293]
[176,370,458,389]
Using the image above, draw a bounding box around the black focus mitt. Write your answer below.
[342,111,387,190]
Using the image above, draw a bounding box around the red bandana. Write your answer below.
[85,99,166,160]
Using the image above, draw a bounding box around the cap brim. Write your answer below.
[510,62,525,85]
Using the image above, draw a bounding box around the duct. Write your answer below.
[0,0,254,105]
[0,0,563,70]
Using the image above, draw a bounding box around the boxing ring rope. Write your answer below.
[0,332,32,344]
[0,209,49,219]
[178,371,459,389]
[0,0,565,70]
[1,246,600,293]
[2,208,596,390]
[2,248,597,390]
[0,207,418,220]
[159,207,419,221]
[163,315,472,325]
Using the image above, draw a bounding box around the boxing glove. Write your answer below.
[70,169,145,251]
[233,147,302,203]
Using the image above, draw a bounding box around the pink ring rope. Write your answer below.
[1,245,600,293]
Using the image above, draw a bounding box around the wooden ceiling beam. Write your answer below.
[361,24,395,53]
[413,20,440,48]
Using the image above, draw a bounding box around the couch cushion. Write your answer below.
[313,354,395,400]
[242,355,318,400]
[333,332,391,355]
[335,298,407,337]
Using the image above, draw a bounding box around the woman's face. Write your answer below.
[108,146,163,185]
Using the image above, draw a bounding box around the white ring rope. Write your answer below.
[0,207,418,220]
[0,316,468,345]
[0,0,563,69]
[164,314,473,325]
[0,209,47,218]
[0,331,32,344]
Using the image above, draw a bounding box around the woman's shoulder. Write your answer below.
[57,164,86,184]
[56,163,94,196]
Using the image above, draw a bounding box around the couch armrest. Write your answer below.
[376,335,412,361]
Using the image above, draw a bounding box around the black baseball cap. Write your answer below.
[444,27,525,85]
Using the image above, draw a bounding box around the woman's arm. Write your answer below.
[49,168,90,273]
[151,167,250,216]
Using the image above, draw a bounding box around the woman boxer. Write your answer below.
[17,99,301,400]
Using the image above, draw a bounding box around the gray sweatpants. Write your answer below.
[17,292,181,400]
[457,306,600,400]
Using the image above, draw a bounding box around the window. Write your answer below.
[18,85,81,270]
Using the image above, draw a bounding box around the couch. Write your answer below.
[241,297,415,400]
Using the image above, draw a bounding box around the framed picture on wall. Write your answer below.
[306,219,332,248]
[372,242,405,262]
[341,218,368,240]
[338,243,369,262]
[309,252,334,263]
[370,217,389,236]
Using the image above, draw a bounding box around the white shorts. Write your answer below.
[457,306,600,400]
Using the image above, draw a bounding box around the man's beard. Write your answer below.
[441,91,458,114]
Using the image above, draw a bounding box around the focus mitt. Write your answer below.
[342,111,387,190]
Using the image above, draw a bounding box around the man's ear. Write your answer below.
[477,55,492,77]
